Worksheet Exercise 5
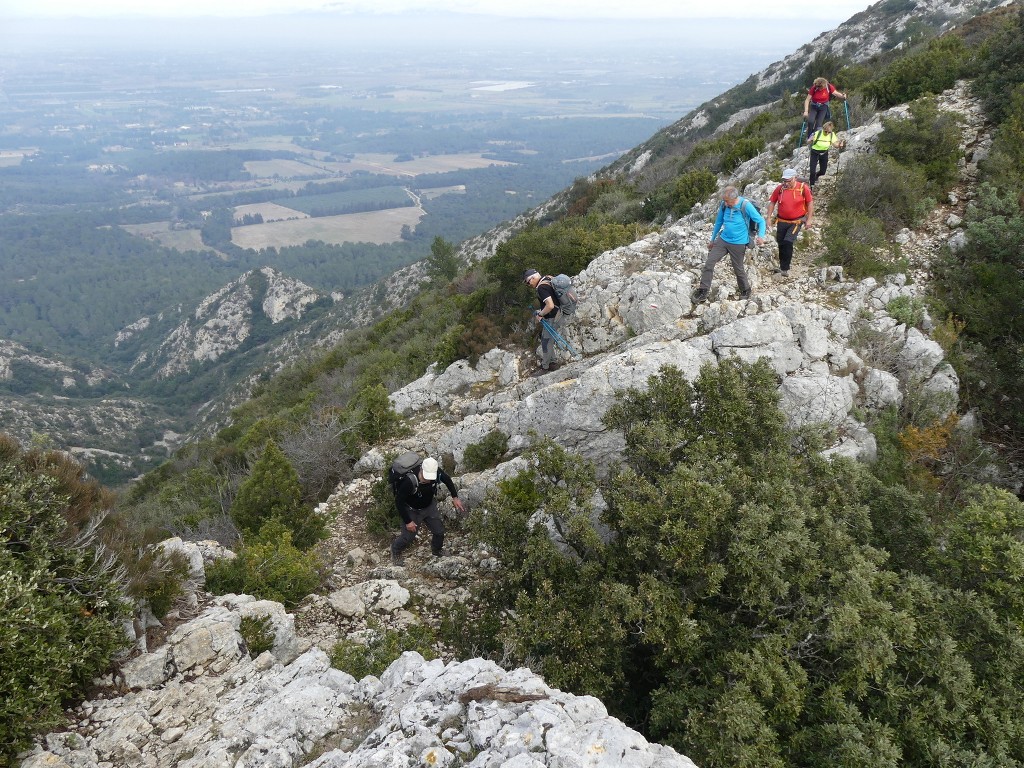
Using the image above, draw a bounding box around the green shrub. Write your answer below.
[865,35,972,108]
[972,8,1024,122]
[132,548,190,619]
[330,623,438,679]
[877,98,961,194]
[462,430,510,472]
[365,471,399,536]
[230,440,326,550]
[669,168,718,217]
[205,521,323,607]
[886,295,927,328]
[239,614,276,657]
[0,448,132,761]
[457,362,1024,768]
[832,154,930,232]
[821,209,902,279]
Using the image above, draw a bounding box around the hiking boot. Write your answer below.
[691,288,709,303]
[781,270,790,278]
[739,288,752,300]
[390,549,404,566]
[432,550,443,558]
[772,268,783,274]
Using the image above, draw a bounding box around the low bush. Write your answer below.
[330,623,438,679]
[865,35,972,108]
[205,521,323,608]
[462,430,510,472]
[821,209,903,279]
[832,154,930,232]
[877,97,962,195]
[1,442,132,761]
[886,295,927,328]
[669,168,718,218]
[239,614,276,657]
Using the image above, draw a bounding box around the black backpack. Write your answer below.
[388,451,422,494]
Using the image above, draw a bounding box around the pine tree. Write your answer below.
[231,441,325,549]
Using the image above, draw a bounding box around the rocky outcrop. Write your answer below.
[142,267,322,379]
[21,594,697,768]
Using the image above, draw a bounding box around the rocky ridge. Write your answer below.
[18,81,987,768]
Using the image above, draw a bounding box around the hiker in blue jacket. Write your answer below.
[692,186,765,303]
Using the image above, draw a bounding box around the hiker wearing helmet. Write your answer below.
[390,456,465,565]
[523,268,566,373]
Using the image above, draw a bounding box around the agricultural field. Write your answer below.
[320,152,515,178]
[274,186,413,215]
[242,158,328,179]
[229,206,424,249]
[419,185,466,199]
[233,202,309,223]
[120,222,216,253]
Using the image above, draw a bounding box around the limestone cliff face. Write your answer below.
[141,266,322,379]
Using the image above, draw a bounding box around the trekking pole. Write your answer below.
[539,318,581,359]
[843,100,851,131]
[796,120,807,150]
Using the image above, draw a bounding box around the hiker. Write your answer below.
[523,268,568,372]
[803,77,847,133]
[693,186,765,303]
[390,456,465,565]
[807,120,845,187]
[765,168,814,278]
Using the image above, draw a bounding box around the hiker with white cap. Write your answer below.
[765,168,813,279]
[389,455,465,565]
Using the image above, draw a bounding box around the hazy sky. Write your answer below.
[0,0,871,21]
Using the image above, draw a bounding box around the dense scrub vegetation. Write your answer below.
[450,361,1024,767]
[932,7,1024,459]
[0,435,189,762]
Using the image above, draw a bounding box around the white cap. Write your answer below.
[421,457,438,480]
[782,168,797,179]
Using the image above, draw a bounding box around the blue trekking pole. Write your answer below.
[844,100,851,131]
[797,120,807,150]
[539,317,581,359]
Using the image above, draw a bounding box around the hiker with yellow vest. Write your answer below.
[807,120,845,187]
[765,168,813,278]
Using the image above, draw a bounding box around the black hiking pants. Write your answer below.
[810,148,829,186]
[391,500,444,556]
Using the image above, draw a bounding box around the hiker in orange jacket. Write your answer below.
[765,168,813,278]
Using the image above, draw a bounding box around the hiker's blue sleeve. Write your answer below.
[710,206,724,242]
[747,201,766,238]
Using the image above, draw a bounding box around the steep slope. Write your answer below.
[17,77,992,766]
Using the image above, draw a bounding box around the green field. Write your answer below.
[274,186,412,215]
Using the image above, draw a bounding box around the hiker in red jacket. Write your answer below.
[803,77,847,133]
[765,169,813,278]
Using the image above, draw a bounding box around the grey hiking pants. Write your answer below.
[700,238,751,294]
[540,311,566,369]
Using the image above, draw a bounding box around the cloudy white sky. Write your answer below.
[0,0,871,21]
